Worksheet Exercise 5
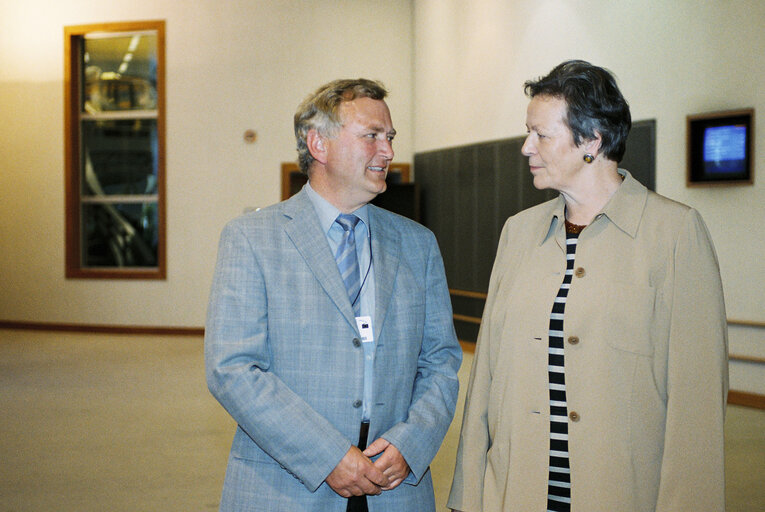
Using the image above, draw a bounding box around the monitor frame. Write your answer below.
[687,108,754,187]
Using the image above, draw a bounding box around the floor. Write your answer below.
[0,329,762,511]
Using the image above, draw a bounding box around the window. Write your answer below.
[64,21,165,279]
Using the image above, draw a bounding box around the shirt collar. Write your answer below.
[304,181,370,235]
[539,169,648,245]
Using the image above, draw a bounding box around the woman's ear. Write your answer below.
[584,131,603,156]
[306,129,328,165]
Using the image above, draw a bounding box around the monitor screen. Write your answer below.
[703,124,747,175]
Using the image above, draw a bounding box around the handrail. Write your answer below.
[453,313,482,325]
[729,354,765,365]
[728,319,765,328]
[449,288,488,300]
[449,289,765,329]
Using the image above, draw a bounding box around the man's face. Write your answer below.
[319,97,395,212]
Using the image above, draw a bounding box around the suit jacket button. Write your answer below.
[352,337,361,347]
[574,267,586,278]
[352,400,362,408]
[569,411,580,422]
[567,336,579,345]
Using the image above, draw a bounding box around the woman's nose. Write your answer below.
[521,134,535,156]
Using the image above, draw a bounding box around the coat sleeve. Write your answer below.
[378,231,463,484]
[204,221,351,492]
[655,208,728,510]
[447,221,512,512]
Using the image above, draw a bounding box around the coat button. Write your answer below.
[574,267,586,278]
[352,400,362,408]
[567,336,579,345]
[569,411,580,422]
[352,337,361,347]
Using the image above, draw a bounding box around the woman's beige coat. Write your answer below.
[448,171,728,511]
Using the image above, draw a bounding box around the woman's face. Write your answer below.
[522,95,589,192]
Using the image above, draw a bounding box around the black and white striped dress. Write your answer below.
[546,224,581,511]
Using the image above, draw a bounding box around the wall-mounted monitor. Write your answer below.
[687,109,754,186]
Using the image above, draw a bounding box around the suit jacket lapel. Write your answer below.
[369,206,400,344]
[282,190,358,330]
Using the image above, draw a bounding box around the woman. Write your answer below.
[447,60,728,511]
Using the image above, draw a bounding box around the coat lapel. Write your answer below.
[369,206,401,344]
[282,190,358,330]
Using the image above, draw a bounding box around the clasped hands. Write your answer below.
[325,438,410,497]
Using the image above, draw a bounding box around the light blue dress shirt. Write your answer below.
[305,182,376,422]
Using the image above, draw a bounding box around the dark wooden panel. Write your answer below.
[450,294,486,319]
[621,120,656,191]
[454,320,481,344]
[415,121,656,343]
[416,137,554,295]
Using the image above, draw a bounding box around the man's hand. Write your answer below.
[363,438,410,490]
[325,446,389,497]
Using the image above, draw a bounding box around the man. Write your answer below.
[205,78,462,511]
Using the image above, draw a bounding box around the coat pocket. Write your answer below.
[599,281,656,357]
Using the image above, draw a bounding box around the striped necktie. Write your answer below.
[334,213,361,315]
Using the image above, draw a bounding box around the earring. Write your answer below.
[583,153,595,164]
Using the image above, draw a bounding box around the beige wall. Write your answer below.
[413,0,765,394]
[0,0,414,326]
[1,0,763,392]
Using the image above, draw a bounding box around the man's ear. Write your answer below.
[306,129,328,165]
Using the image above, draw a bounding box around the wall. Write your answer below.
[1,0,762,393]
[413,0,765,394]
[0,0,414,327]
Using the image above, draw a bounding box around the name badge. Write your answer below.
[355,316,374,343]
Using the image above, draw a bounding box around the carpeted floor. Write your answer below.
[0,329,762,511]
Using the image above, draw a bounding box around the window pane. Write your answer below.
[82,202,158,268]
[83,33,157,112]
[82,119,158,196]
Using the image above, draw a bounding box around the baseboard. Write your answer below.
[0,320,203,337]
[727,390,765,409]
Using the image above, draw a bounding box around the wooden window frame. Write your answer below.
[64,20,166,279]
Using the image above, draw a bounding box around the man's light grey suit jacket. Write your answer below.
[205,189,462,511]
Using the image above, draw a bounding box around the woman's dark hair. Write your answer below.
[524,60,631,162]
